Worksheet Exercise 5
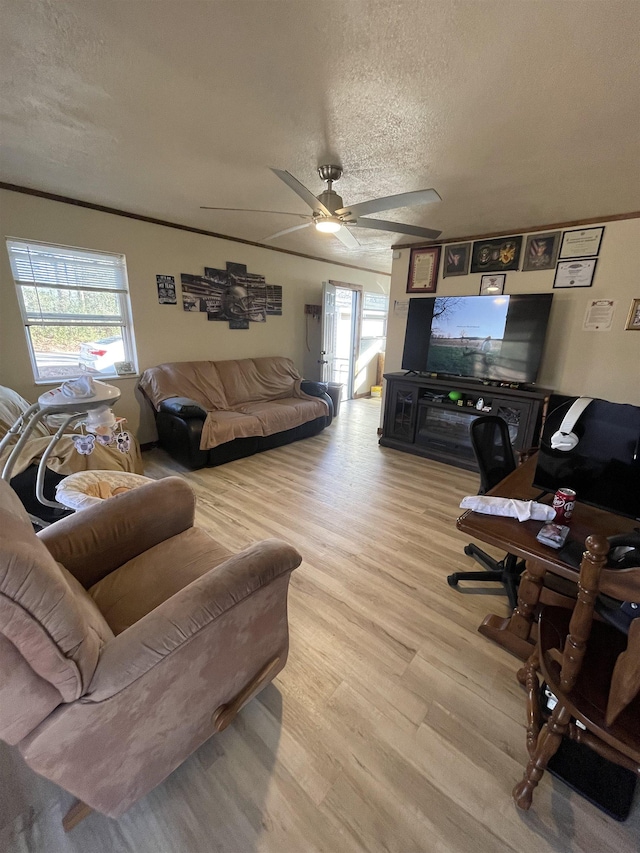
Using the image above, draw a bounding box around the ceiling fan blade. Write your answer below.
[333,226,360,249]
[270,168,332,216]
[336,188,441,219]
[263,221,313,242]
[200,207,309,218]
[352,218,442,240]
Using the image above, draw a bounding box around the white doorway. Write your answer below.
[320,282,388,401]
[320,282,361,400]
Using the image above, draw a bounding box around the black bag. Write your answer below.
[533,395,640,520]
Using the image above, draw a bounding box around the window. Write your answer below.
[362,292,389,339]
[7,239,137,382]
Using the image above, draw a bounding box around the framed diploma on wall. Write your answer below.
[559,227,604,259]
[553,258,598,289]
[407,246,441,293]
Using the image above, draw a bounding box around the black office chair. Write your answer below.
[447,415,525,609]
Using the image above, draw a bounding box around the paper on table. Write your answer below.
[460,495,556,522]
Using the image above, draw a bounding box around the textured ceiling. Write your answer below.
[1,1,639,273]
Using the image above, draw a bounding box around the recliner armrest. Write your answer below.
[38,477,195,588]
[84,538,302,702]
[159,397,207,418]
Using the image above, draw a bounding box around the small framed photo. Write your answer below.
[442,243,471,277]
[114,361,136,376]
[479,273,506,295]
[625,298,640,331]
[559,227,604,259]
[522,232,561,272]
[407,246,441,293]
[553,258,598,289]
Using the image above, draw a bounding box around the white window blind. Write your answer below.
[6,239,137,382]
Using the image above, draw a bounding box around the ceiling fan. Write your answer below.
[201,165,442,249]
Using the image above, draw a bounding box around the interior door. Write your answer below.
[320,281,336,383]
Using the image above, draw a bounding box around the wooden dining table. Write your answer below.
[456,453,639,660]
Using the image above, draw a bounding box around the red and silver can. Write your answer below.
[553,488,576,523]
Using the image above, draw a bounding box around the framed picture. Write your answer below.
[479,274,506,295]
[522,232,561,272]
[442,243,470,277]
[625,298,640,330]
[407,246,441,293]
[559,227,604,259]
[114,361,136,376]
[553,258,598,289]
[156,274,177,304]
[470,236,522,273]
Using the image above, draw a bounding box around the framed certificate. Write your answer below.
[559,227,604,259]
[407,246,441,293]
[553,258,598,289]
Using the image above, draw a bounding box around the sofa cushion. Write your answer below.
[215,356,302,407]
[89,527,233,634]
[0,479,114,701]
[139,361,228,411]
[199,410,263,450]
[237,398,328,436]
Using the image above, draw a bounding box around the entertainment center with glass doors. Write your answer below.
[380,373,552,472]
[382,292,555,470]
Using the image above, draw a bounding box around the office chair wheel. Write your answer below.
[447,574,459,587]
[463,545,474,557]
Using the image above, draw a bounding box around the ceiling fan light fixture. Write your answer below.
[315,217,341,233]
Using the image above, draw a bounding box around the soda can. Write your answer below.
[553,488,576,523]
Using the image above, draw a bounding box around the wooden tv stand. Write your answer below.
[379,372,552,472]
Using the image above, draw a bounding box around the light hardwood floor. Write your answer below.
[1,398,638,852]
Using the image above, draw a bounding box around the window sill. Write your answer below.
[34,373,140,386]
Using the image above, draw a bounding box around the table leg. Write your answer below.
[478,559,546,660]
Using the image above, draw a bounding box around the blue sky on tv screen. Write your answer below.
[432,296,509,340]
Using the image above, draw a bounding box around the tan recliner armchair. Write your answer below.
[0,476,301,829]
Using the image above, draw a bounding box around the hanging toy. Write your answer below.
[95,432,115,446]
[73,433,96,455]
[116,431,132,453]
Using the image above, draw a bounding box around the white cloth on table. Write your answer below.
[460,495,556,522]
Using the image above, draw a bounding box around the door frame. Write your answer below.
[328,280,363,400]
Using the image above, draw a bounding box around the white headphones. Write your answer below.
[550,397,594,451]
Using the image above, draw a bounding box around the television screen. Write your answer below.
[401,294,553,383]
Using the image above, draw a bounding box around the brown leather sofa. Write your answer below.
[139,356,332,469]
[0,475,301,828]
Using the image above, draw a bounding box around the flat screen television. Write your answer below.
[401,293,553,384]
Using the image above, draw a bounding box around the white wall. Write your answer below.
[0,189,389,442]
[385,217,640,406]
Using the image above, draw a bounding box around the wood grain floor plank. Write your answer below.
[3,398,638,851]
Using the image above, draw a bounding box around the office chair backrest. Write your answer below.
[470,415,518,495]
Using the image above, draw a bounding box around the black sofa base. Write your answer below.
[155,412,329,470]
